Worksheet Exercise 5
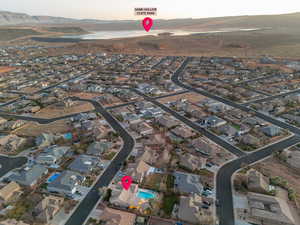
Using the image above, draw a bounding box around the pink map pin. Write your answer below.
[142,17,153,32]
[121,176,132,190]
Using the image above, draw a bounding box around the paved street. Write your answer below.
[132,88,246,157]
[170,57,300,225]
[64,98,135,225]
[216,135,300,225]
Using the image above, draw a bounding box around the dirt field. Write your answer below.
[14,119,71,137]
[68,92,100,100]
[34,101,94,119]
[253,157,300,204]
[0,66,15,74]
[158,92,207,104]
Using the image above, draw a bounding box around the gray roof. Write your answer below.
[204,115,227,127]
[261,125,282,137]
[68,155,99,173]
[36,145,70,163]
[87,142,111,156]
[48,170,84,192]
[9,165,48,186]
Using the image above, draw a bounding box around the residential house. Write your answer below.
[0,134,26,153]
[243,117,267,127]
[156,115,179,129]
[171,126,195,139]
[98,206,136,225]
[247,169,269,194]
[191,138,213,156]
[8,165,48,187]
[68,155,99,174]
[174,171,203,194]
[141,107,163,119]
[129,122,153,136]
[87,141,112,156]
[202,116,227,127]
[47,170,85,196]
[121,112,141,124]
[240,134,260,147]
[178,194,206,224]
[36,145,70,166]
[179,153,207,171]
[33,195,64,224]
[128,160,152,182]
[261,125,283,137]
[110,183,139,208]
[0,182,22,203]
[35,133,56,148]
[282,148,300,171]
[247,192,297,225]
[217,124,237,137]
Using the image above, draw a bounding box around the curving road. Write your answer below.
[64,98,135,225]
[170,57,300,225]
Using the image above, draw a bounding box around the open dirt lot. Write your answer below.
[14,119,71,137]
[158,92,208,104]
[68,92,100,100]
[253,157,300,205]
[34,101,94,119]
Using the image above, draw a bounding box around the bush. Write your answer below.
[162,193,179,216]
[103,152,117,160]
[288,188,297,201]
[166,174,175,190]
[103,189,112,202]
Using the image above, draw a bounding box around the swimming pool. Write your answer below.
[47,172,61,183]
[137,190,156,199]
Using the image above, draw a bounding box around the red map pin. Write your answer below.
[142,17,153,32]
[121,176,132,190]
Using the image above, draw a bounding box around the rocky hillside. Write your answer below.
[0,11,76,25]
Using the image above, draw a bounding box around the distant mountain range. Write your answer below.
[2,10,300,32]
[0,10,130,25]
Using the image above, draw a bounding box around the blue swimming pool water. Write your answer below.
[47,173,61,183]
[137,190,156,199]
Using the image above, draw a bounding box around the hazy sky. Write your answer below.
[1,0,300,20]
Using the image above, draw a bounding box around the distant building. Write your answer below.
[98,206,136,225]
[35,133,55,148]
[247,169,269,194]
[47,170,85,196]
[8,165,48,187]
[247,192,297,225]
[178,194,206,224]
[36,145,70,166]
[33,195,64,224]
[282,148,300,171]
[179,153,207,171]
[68,155,99,174]
[202,116,227,127]
[86,141,112,156]
[261,125,282,137]
[0,181,22,203]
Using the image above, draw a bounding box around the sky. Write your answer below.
[1,0,300,20]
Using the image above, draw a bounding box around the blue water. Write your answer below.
[137,190,156,199]
[63,28,262,40]
[47,173,61,183]
[64,133,73,140]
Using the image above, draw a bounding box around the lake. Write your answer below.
[63,28,262,40]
